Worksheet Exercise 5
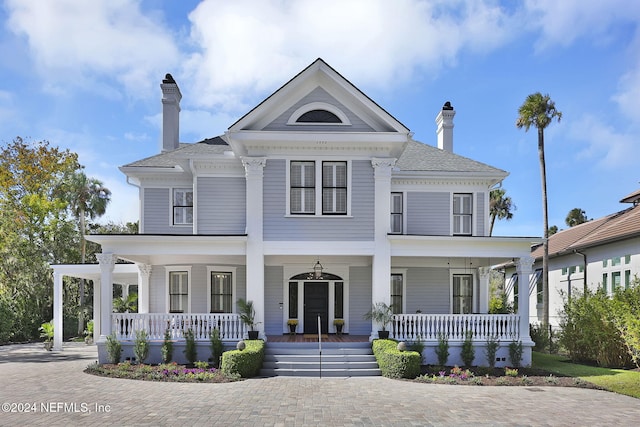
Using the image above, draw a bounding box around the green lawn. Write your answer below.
[533,352,640,398]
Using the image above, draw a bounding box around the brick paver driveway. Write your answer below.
[1,343,639,426]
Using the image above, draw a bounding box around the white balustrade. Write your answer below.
[112,313,245,341]
[391,314,520,342]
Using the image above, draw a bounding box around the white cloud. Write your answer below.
[182,0,517,110]
[568,114,638,168]
[5,0,181,98]
[523,0,640,49]
[612,31,640,124]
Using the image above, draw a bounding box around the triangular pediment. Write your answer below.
[228,58,409,134]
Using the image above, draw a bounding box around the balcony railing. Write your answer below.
[112,313,245,341]
[391,314,520,342]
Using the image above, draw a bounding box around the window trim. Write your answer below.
[287,102,351,126]
[390,269,407,314]
[452,193,473,236]
[322,161,347,215]
[172,187,193,226]
[450,269,476,314]
[290,161,316,215]
[207,266,237,314]
[390,192,404,234]
[286,159,352,217]
[165,266,192,313]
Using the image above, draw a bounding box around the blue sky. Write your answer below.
[1,0,639,237]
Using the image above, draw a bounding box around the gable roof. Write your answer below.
[122,137,230,168]
[531,201,640,259]
[228,58,410,133]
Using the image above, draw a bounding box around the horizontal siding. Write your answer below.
[405,267,450,314]
[263,87,375,132]
[143,188,191,235]
[348,266,372,335]
[476,192,485,236]
[197,177,246,234]
[264,159,374,241]
[406,192,450,236]
[148,264,246,314]
[264,266,284,335]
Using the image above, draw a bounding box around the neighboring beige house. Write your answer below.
[505,189,640,328]
[52,59,539,367]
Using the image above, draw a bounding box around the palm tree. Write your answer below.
[565,208,588,227]
[66,172,111,334]
[516,93,562,329]
[489,188,516,236]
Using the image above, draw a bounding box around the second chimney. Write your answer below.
[436,101,455,152]
[161,73,182,153]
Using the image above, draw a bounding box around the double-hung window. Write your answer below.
[390,274,403,314]
[322,161,347,214]
[453,193,472,235]
[173,188,193,225]
[290,161,315,214]
[390,193,403,234]
[169,271,189,313]
[452,274,473,314]
[210,272,233,313]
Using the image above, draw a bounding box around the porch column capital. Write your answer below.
[515,256,534,273]
[137,263,152,278]
[96,253,118,271]
[371,157,396,178]
[242,157,267,178]
[479,266,491,278]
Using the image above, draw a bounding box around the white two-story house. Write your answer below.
[52,59,538,366]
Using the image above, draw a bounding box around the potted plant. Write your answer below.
[364,302,394,339]
[333,319,344,336]
[39,320,54,351]
[287,319,298,335]
[237,298,261,339]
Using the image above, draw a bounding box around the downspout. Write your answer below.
[574,250,587,294]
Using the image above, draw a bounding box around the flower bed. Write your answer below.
[85,361,240,383]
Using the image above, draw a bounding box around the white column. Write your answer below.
[122,284,130,301]
[478,267,491,313]
[137,264,152,314]
[371,158,396,338]
[242,157,266,338]
[53,272,63,351]
[516,256,534,343]
[93,279,101,343]
[96,253,117,340]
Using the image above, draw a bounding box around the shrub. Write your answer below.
[508,341,523,368]
[372,339,421,379]
[530,322,558,353]
[105,332,122,364]
[435,334,449,366]
[460,331,475,367]
[485,336,499,368]
[559,288,632,367]
[409,336,425,364]
[133,329,149,364]
[161,329,173,363]
[209,328,224,368]
[221,339,264,378]
[184,329,197,365]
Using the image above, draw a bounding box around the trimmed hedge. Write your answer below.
[372,339,421,379]
[221,340,264,378]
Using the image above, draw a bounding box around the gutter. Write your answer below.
[574,250,588,293]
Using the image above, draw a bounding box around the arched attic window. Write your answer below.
[287,102,351,126]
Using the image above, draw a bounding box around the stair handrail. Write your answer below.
[318,315,322,379]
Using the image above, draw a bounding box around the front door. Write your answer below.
[303,282,328,334]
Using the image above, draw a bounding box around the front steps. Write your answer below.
[260,341,381,377]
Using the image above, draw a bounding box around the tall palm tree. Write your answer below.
[66,172,111,334]
[516,93,562,329]
[489,188,515,236]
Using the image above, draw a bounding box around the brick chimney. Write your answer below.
[161,73,182,152]
[436,101,455,152]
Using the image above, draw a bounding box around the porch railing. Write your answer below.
[391,314,519,342]
[112,313,245,341]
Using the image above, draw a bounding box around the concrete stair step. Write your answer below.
[260,368,381,377]
[264,354,376,363]
[263,361,380,370]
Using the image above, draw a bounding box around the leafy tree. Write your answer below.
[0,138,81,342]
[489,188,516,236]
[60,171,111,334]
[516,93,562,330]
[548,225,558,236]
[565,208,588,227]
